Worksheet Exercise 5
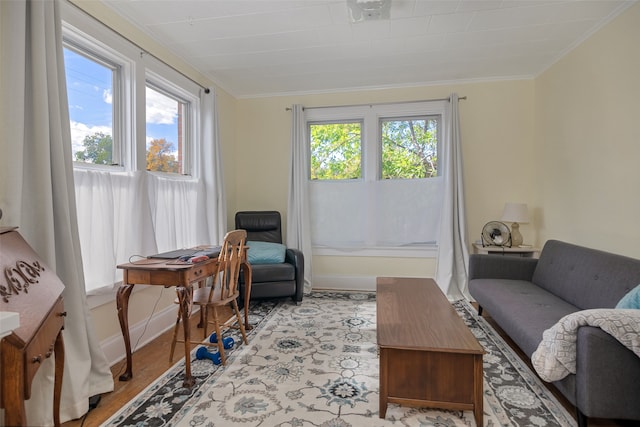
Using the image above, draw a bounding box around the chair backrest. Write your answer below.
[235,211,282,243]
[209,229,247,303]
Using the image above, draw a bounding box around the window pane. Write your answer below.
[309,122,362,180]
[381,116,439,179]
[146,85,185,174]
[64,47,114,165]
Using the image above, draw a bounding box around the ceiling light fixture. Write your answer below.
[347,0,391,23]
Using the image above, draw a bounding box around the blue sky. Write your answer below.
[64,48,179,159]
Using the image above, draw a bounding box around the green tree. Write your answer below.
[309,119,438,180]
[310,122,361,180]
[146,138,179,173]
[381,118,438,179]
[75,132,113,164]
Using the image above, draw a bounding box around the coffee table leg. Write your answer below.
[473,354,484,427]
[379,348,388,418]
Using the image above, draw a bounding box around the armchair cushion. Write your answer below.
[247,263,296,283]
[247,240,286,265]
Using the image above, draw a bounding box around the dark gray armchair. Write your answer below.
[235,211,304,303]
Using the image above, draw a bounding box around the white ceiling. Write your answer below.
[101,0,634,98]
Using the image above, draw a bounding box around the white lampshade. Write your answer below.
[501,203,529,224]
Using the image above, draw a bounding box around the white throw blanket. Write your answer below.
[531,309,640,382]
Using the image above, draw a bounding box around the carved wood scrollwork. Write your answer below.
[1,260,45,303]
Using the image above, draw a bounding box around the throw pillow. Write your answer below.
[616,284,640,309]
[246,240,286,265]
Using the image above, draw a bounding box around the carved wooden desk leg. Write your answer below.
[53,331,65,427]
[242,261,253,330]
[2,344,26,426]
[176,285,195,388]
[116,283,135,381]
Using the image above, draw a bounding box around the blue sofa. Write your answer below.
[468,240,640,426]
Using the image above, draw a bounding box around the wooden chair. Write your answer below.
[169,229,249,365]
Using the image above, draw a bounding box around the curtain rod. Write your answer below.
[66,1,210,93]
[285,96,466,111]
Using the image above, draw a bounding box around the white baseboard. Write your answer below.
[311,275,377,292]
[100,305,200,367]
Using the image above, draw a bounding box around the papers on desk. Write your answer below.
[148,246,221,260]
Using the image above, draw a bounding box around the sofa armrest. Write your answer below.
[572,326,640,420]
[469,254,538,281]
[286,248,305,302]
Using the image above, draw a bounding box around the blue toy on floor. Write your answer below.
[209,333,235,349]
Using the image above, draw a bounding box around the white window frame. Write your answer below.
[61,3,201,178]
[306,101,448,257]
[379,114,441,180]
[62,22,133,171]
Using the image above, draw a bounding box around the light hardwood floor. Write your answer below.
[62,307,232,427]
[61,302,638,427]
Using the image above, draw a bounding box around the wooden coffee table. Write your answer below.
[377,277,484,426]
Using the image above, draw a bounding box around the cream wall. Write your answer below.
[535,2,640,259]
[233,80,537,286]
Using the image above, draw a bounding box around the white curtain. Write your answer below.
[0,0,114,424]
[435,93,470,299]
[74,90,225,295]
[147,174,210,250]
[309,179,442,247]
[200,89,227,242]
[287,104,313,292]
[74,170,157,293]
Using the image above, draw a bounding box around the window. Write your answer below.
[145,83,189,174]
[63,40,123,167]
[306,101,447,250]
[380,116,439,179]
[61,4,210,296]
[309,121,362,180]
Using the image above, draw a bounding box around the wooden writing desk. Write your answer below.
[377,277,484,426]
[1,227,66,426]
[116,254,252,388]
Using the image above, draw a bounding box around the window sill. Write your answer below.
[312,245,437,258]
[86,282,153,310]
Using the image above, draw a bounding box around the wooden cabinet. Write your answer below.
[0,227,66,427]
[377,277,484,426]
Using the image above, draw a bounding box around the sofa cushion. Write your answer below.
[469,278,578,357]
[246,241,286,265]
[616,284,640,309]
[532,240,640,310]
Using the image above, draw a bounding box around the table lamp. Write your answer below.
[501,203,529,247]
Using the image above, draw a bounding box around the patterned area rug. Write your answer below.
[102,292,575,426]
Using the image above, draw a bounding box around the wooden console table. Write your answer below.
[116,253,251,388]
[472,243,540,258]
[376,277,484,426]
[1,227,66,427]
